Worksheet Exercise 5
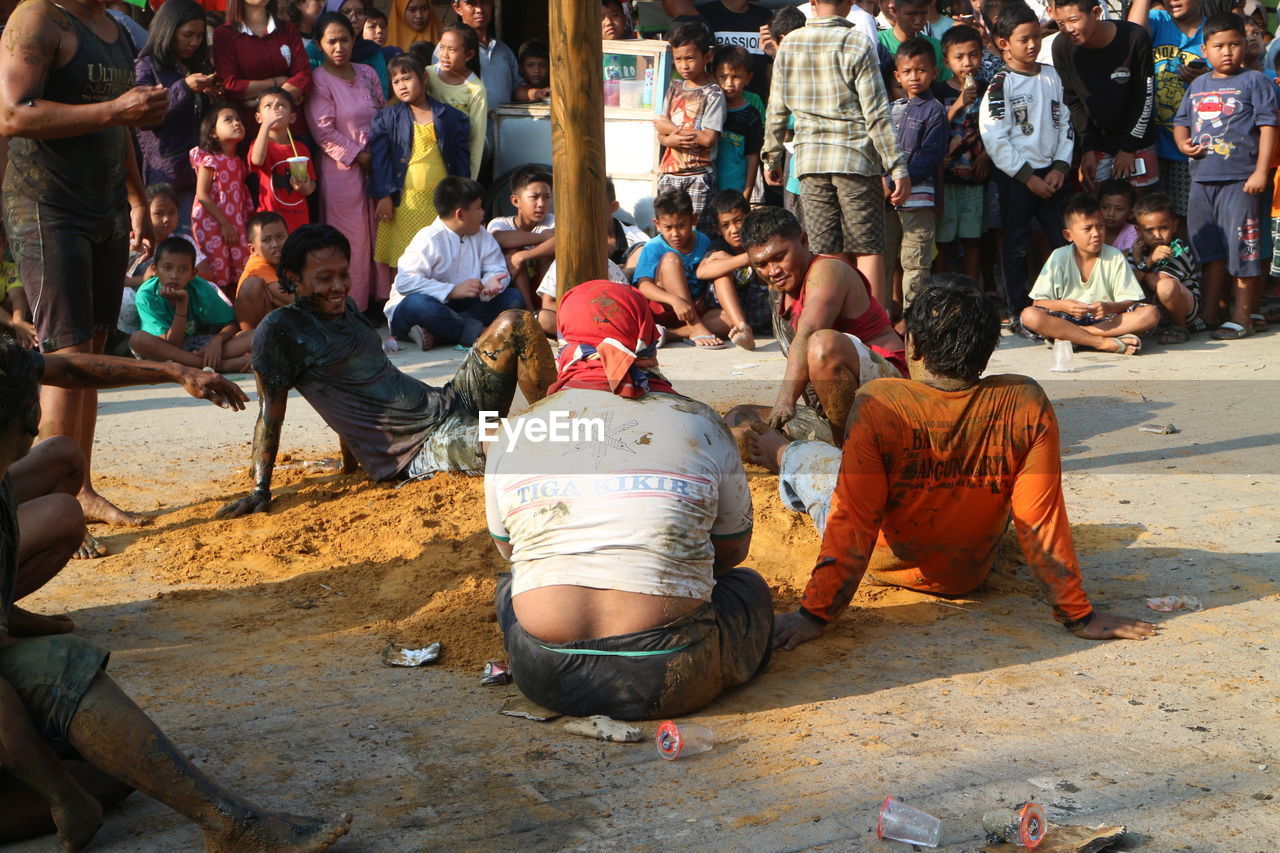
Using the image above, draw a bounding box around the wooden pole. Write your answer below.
[549,0,608,298]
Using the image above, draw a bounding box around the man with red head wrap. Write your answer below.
[484,281,773,720]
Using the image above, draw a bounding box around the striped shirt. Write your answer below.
[763,16,907,181]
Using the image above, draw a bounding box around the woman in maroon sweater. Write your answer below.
[212,0,311,134]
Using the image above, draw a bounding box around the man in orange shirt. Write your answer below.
[730,274,1158,649]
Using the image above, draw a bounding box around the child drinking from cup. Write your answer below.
[249,87,317,234]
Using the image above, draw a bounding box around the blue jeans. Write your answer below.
[390,288,524,346]
[994,168,1068,314]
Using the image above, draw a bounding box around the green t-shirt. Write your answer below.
[878,29,952,82]
[136,275,235,338]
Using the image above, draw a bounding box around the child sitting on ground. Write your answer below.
[235,212,291,331]
[712,45,764,199]
[632,187,722,347]
[130,237,255,372]
[1126,192,1205,345]
[516,39,550,101]
[119,184,212,347]
[385,175,521,350]
[249,87,317,234]
[655,23,724,230]
[1020,194,1160,354]
[534,178,649,336]
[696,190,771,349]
[1098,179,1139,251]
[487,164,556,309]
[605,177,649,277]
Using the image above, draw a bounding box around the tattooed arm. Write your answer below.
[0,0,167,139]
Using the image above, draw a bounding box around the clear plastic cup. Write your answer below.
[877,796,942,848]
[1050,338,1075,373]
[285,155,309,183]
[656,720,715,759]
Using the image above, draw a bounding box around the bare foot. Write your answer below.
[49,783,103,852]
[729,324,755,350]
[6,604,75,636]
[407,325,434,351]
[77,489,149,527]
[743,427,790,474]
[205,809,353,853]
[72,532,109,560]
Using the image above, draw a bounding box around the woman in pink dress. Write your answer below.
[305,11,385,311]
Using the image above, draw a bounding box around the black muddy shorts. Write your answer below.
[5,195,129,352]
[495,568,774,721]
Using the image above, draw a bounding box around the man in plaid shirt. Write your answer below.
[763,0,910,309]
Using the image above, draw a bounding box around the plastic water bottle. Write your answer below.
[603,56,621,107]
[1050,338,1074,373]
[656,720,715,759]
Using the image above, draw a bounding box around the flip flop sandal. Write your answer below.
[685,334,727,350]
[1211,321,1253,340]
[1157,325,1190,345]
[1249,313,1268,331]
[1108,334,1142,355]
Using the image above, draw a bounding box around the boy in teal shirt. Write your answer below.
[131,237,255,372]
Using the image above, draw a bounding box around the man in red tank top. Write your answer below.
[739,206,907,441]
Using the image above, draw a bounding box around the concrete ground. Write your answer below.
[12,326,1280,852]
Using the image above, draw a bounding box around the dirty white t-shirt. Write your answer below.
[484,389,753,602]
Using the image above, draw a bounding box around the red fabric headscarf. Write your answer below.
[549,280,675,399]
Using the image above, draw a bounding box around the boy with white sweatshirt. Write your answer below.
[978,1,1075,338]
[386,176,522,350]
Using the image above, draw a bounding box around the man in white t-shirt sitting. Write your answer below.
[484,280,772,720]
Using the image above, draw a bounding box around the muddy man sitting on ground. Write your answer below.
[218,225,556,518]
[484,281,773,720]
[0,336,352,852]
[726,275,1159,650]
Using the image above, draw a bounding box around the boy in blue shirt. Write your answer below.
[130,237,254,372]
[1173,11,1277,339]
[713,45,765,200]
[885,38,948,312]
[632,188,722,347]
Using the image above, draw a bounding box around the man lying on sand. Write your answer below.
[484,281,773,720]
[726,275,1159,650]
[10,343,249,636]
[218,225,556,519]
[0,336,352,852]
[742,207,907,442]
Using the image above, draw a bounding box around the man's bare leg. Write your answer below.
[471,309,556,410]
[49,333,147,527]
[0,761,132,845]
[854,252,887,311]
[0,679,106,850]
[805,330,862,442]
[65,672,352,852]
[11,435,106,560]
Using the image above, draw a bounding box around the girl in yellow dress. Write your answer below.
[370,54,475,274]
